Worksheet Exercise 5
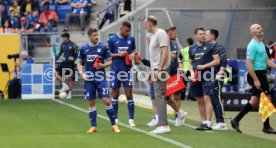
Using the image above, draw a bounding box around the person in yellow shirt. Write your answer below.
[20,0,38,16]
[9,0,20,17]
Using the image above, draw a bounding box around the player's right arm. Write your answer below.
[246,45,260,90]
[77,47,88,81]
[108,37,126,58]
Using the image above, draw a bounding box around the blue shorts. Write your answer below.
[110,65,133,88]
[84,80,110,100]
[189,80,214,98]
[150,82,155,100]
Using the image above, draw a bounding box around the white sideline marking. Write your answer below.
[52,99,192,148]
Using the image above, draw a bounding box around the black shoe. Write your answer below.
[196,124,212,131]
[263,127,276,134]
[230,119,242,134]
[81,28,85,32]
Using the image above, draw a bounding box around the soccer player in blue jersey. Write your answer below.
[205,29,228,130]
[189,27,220,130]
[108,21,136,126]
[77,27,120,133]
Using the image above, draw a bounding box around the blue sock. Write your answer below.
[112,98,118,119]
[105,105,116,126]
[127,98,135,119]
[88,107,97,127]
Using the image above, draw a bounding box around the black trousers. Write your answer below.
[8,78,21,99]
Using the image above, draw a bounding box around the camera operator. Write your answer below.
[8,51,33,99]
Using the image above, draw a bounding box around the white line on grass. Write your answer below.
[52,99,192,148]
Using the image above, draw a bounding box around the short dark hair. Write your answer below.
[208,29,219,40]
[43,2,50,9]
[122,21,131,29]
[146,17,157,26]
[61,32,70,38]
[0,2,5,6]
[165,26,176,33]
[194,27,205,34]
[186,38,194,46]
[87,27,98,36]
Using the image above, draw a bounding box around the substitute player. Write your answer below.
[109,21,136,126]
[77,27,120,133]
[205,29,228,130]
[189,27,220,130]
[231,24,276,134]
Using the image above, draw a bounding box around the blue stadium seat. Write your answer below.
[56,5,72,23]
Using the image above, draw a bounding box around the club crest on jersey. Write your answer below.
[118,47,128,53]
[128,40,131,45]
[87,55,98,61]
[203,46,207,50]
[97,48,101,52]
[85,49,89,53]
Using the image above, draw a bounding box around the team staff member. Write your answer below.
[144,16,171,134]
[189,27,220,130]
[205,29,228,130]
[231,24,276,134]
[55,33,79,99]
[166,26,187,127]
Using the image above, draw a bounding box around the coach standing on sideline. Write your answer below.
[144,16,171,134]
[231,24,276,134]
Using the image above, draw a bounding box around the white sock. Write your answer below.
[205,121,211,127]
[154,115,158,121]
[62,82,67,87]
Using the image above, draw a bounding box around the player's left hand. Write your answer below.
[197,65,206,70]
[95,63,104,70]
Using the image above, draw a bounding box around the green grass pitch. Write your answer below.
[0,99,276,148]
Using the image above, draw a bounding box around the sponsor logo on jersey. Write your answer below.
[87,55,98,61]
[194,53,204,60]
[118,47,128,53]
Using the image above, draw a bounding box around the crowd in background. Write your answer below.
[0,0,133,33]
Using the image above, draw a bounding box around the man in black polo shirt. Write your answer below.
[55,32,79,98]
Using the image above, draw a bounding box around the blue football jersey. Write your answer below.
[108,33,136,69]
[189,42,217,71]
[78,42,111,80]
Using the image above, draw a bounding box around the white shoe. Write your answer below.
[150,126,171,134]
[129,119,136,127]
[211,122,228,130]
[115,119,119,124]
[60,83,69,92]
[66,91,72,99]
[147,118,158,127]
[175,112,187,127]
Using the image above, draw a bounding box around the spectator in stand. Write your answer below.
[3,19,14,33]
[99,0,120,29]
[39,2,59,32]
[9,0,21,17]
[0,2,8,27]
[64,0,89,32]
[17,15,34,33]
[27,8,40,31]
[120,0,131,17]
[9,10,20,29]
[20,0,39,16]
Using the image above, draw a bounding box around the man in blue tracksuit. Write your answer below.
[205,29,228,130]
